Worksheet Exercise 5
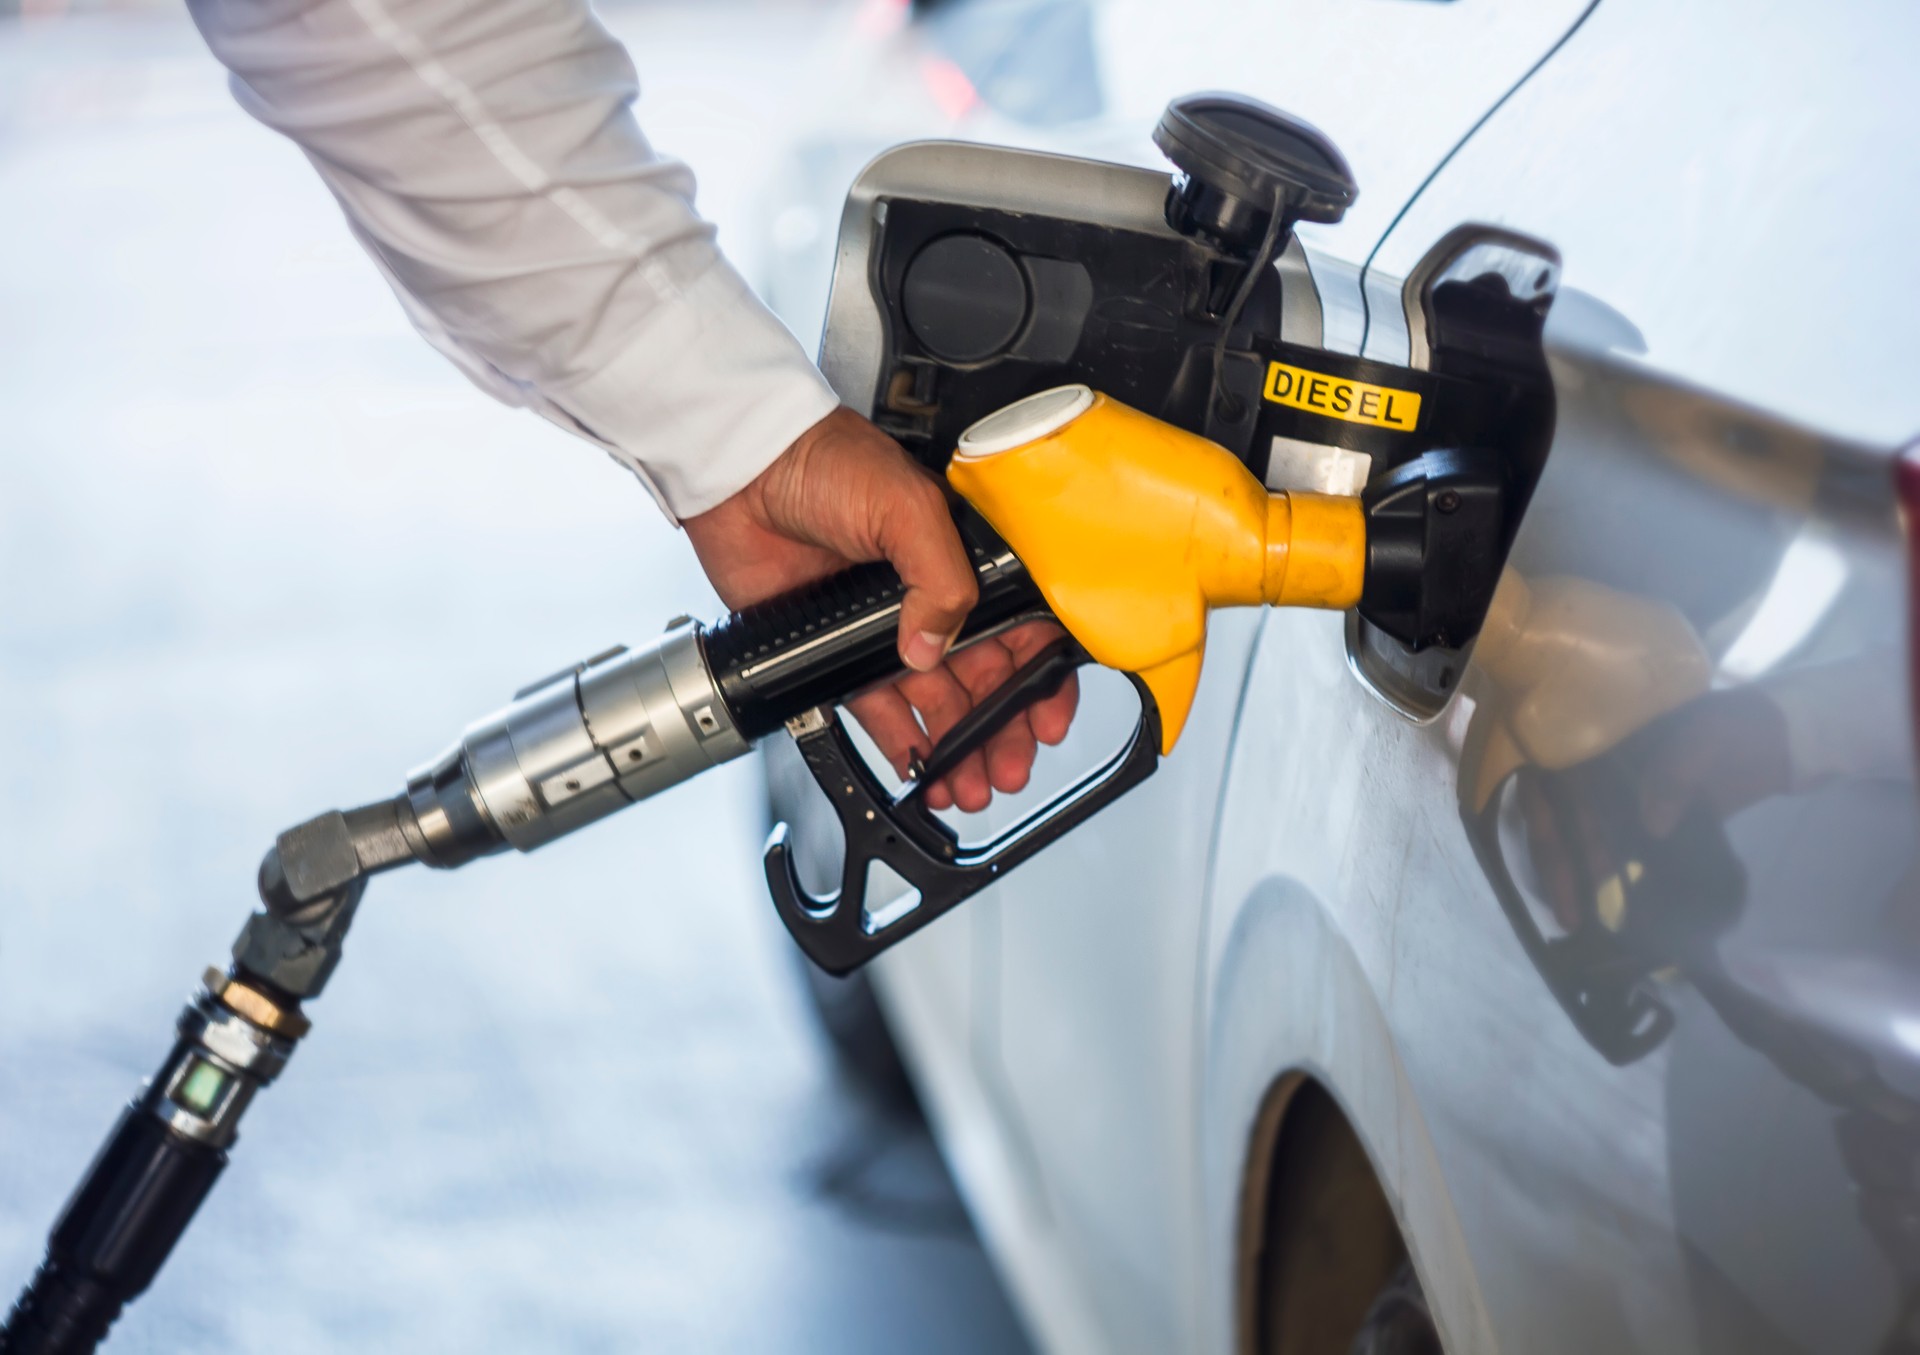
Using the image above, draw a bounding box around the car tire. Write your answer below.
[1348,1262,1442,1355]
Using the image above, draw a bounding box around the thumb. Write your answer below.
[880,476,978,671]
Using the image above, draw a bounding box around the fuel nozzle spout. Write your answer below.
[947,386,1367,750]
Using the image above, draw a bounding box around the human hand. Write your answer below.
[682,406,1078,812]
[1629,688,1792,839]
[1510,688,1789,931]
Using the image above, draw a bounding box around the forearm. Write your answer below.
[187,0,837,518]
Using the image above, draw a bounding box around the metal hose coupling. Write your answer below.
[0,969,308,1355]
[404,619,749,865]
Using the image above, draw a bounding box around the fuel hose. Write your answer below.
[0,533,1044,1355]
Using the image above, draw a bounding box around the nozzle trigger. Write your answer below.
[765,668,1162,976]
[900,635,1088,802]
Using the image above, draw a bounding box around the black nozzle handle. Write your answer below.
[703,528,1047,742]
[1,1108,225,1355]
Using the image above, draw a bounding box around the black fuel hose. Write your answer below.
[0,1109,225,1355]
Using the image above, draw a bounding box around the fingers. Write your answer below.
[877,476,978,672]
[907,638,1049,808]
[945,638,1036,796]
[1638,775,1693,841]
[845,685,930,778]
[1025,672,1079,748]
[1567,776,1618,893]
[704,409,1091,818]
[995,621,1080,746]
[894,666,994,812]
[741,408,979,671]
[1636,721,1724,839]
[846,636,1053,813]
[985,711,1039,794]
[840,677,981,812]
[842,682,970,811]
[1516,771,1580,930]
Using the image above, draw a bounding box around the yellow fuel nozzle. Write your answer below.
[948,386,1366,752]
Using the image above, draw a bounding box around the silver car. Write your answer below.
[763,2,1920,1351]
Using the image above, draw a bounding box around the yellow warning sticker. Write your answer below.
[1263,361,1422,432]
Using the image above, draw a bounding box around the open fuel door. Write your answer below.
[815,97,1560,699]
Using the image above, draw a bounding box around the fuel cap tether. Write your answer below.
[1154,92,1357,255]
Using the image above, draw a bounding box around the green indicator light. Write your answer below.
[174,1057,232,1117]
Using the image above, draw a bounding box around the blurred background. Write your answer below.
[0,0,1147,1348]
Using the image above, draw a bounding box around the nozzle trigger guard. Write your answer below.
[1463,756,1744,1067]
[766,650,1162,976]
[900,635,1088,798]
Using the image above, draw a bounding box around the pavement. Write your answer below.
[0,5,1032,1351]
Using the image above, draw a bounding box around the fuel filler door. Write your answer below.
[817,92,1552,646]
[818,94,1353,477]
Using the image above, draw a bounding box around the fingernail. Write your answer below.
[903,629,948,672]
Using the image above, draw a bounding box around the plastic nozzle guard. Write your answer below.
[948,386,1364,751]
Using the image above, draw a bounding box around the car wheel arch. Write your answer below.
[1200,876,1496,1354]
[1236,1071,1409,1353]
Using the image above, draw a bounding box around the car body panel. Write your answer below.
[905,4,1601,1351]
[1206,353,1912,1354]
[766,2,1920,1351]
[1251,1,1919,1348]
[1366,0,1920,446]
[760,0,1596,360]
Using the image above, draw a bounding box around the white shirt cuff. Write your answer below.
[545,254,841,522]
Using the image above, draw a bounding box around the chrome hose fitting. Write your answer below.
[405,620,749,866]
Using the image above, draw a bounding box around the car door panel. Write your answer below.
[1206,2,1918,1351]
[967,610,1263,1352]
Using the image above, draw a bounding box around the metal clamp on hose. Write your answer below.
[0,971,307,1355]
[405,619,749,865]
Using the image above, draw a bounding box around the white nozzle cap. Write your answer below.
[955,384,1094,458]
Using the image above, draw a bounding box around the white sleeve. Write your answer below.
[186,0,841,522]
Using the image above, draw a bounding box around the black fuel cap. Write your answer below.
[1154,92,1357,256]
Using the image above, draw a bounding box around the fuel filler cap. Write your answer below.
[1154,92,1357,255]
